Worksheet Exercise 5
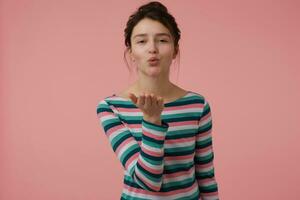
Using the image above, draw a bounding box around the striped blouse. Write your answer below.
[96,91,219,200]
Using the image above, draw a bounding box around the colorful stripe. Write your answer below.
[96,91,219,200]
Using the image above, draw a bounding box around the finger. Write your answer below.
[129,93,137,104]
[150,93,155,106]
[158,96,164,107]
[153,95,159,106]
[139,93,145,106]
[156,96,161,106]
[144,93,150,107]
[149,93,153,106]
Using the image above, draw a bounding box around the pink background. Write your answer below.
[1,0,299,199]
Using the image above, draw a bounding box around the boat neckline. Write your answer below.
[112,91,193,106]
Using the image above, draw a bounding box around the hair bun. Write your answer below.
[138,1,168,13]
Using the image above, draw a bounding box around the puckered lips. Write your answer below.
[147,57,160,66]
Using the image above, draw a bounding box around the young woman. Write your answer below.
[96,1,219,199]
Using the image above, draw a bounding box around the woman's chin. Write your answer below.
[138,64,163,76]
[148,66,161,73]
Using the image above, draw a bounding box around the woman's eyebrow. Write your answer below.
[133,33,171,39]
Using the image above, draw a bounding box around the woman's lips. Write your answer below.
[148,59,160,66]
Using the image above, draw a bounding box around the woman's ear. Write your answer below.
[173,46,178,59]
[129,48,135,62]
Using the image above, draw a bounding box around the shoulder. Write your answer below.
[188,91,206,103]
[96,92,133,111]
[188,91,212,112]
[186,91,214,123]
[96,94,117,109]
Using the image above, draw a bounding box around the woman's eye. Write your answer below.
[137,39,168,44]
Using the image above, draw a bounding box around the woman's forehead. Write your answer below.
[133,33,171,39]
[132,19,170,35]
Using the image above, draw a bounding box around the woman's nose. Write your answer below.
[148,40,158,53]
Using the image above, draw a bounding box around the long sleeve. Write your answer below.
[194,98,219,200]
[96,99,169,192]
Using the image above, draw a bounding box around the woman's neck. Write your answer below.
[133,80,176,97]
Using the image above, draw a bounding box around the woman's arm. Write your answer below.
[96,99,169,192]
[194,98,219,200]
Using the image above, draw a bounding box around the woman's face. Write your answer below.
[129,18,177,77]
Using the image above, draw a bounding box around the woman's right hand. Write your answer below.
[128,92,164,124]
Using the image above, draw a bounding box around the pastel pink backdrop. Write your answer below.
[1,0,299,199]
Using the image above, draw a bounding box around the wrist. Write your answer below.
[143,116,161,125]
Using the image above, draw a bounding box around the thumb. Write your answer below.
[129,93,137,104]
